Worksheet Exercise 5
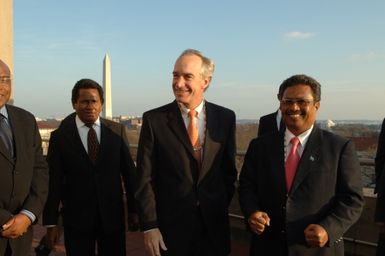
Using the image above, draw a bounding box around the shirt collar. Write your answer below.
[75,115,101,129]
[285,125,314,146]
[0,105,9,119]
[178,100,205,118]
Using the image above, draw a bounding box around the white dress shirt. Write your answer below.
[75,115,101,153]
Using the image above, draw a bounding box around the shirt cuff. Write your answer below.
[20,209,36,223]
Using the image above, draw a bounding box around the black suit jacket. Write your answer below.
[43,113,136,233]
[375,118,385,221]
[375,118,385,193]
[136,101,237,255]
[0,105,48,256]
[258,111,278,137]
[258,111,285,137]
[239,127,364,256]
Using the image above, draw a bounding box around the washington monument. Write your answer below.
[103,54,112,119]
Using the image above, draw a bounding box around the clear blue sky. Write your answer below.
[12,0,385,120]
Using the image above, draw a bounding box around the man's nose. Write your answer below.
[174,77,184,88]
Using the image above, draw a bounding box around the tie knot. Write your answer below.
[85,123,94,128]
[290,137,300,146]
[188,110,197,118]
[0,114,6,121]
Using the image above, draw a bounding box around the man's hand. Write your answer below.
[376,222,385,234]
[46,226,62,250]
[248,211,270,235]
[1,214,32,238]
[127,213,139,232]
[304,224,329,247]
[144,228,167,256]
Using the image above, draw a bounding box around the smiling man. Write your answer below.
[238,74,364,256]
[0,59,48,256]
[136,49,237,256]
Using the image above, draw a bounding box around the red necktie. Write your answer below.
[86,124,99,164]
[285,137,300,192]
[188,110,201,166]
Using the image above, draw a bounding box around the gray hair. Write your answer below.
[178,49,215,80]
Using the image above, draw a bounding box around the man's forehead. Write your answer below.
[0,61,11,75]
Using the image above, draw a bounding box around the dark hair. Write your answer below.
[71,79,104,105]
[277,74,321,102]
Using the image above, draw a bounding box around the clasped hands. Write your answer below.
[248,211,329,247]
[1,214,32,238]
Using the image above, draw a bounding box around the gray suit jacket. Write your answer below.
[239,127,364,256]
[0,105,48,256]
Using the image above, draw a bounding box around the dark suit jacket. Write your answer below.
[0,105,48,256]
[375,118,385,193]
[43,113,136,233]
[239,127,364,256]
[258,111,278,137]
[375,118,385,221]
[136,101,237,255]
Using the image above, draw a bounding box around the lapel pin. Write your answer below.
[309,155,315,161]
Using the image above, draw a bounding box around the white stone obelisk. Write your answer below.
[103,54,112,119]
[0,0,14,104]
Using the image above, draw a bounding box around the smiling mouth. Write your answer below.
[286,112,303,119]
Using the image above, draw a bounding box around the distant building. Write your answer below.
[37,119,61,155]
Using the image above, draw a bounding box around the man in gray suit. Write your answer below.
[0,59,49,255]
[136,49,237,256]
[239,74,364,256]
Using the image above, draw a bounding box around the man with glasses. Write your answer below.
[0,59,49,256]
[239,74,364,256]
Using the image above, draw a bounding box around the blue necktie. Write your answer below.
[0,114,14,157]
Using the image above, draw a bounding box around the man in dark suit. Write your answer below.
[257,110,283,136]
[43,79,138,256]
[375,118,385,255]
[0,59,49,255]
[136,49,237,256]
[239,74,364,256]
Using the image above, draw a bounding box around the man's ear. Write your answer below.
[315,101,320,111]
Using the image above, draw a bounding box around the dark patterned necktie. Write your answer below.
[86,124,99,164]
[0,114,14,157]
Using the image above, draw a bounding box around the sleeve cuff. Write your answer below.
[20,209,36,223]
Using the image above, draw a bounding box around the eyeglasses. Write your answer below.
[280,98,315,107]
[0,76,12,85]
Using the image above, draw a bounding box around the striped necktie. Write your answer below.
[0,114,14,157]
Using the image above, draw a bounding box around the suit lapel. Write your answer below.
[289,127,321,195]
[61,114,90,161]
[198,102,221,183]
[167,101,195,157]
[269,132,287,195]
[98,119,112,166]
